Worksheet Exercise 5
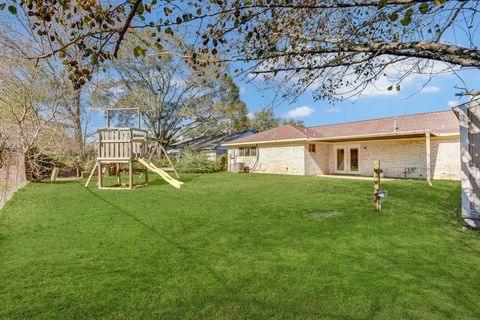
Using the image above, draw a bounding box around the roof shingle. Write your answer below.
[226,110,458,145]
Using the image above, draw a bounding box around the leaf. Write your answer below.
[389,12,398,21]
[7,5,17,15]
[419,3,429,14]
[396,84,401,91]
[137,3,144,15]
[377,0,388,9]
[165,27,172,34]
[133,46,145,57]
[145,3,152,13]
[387,85,393,91]
[154,42,163,51]
[434,0,446,5]
[59,51,67,58]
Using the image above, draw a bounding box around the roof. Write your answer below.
[225,110,459,146]
[170,130,255,151]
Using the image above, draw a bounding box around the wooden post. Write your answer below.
[158,143,180,178]
[425,131,432,186]
[50,167,59,182]
[128,160,133,189]
[98,161,103,188]
[373,160,381,212]
[116,163,121,186]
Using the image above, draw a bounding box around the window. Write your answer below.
[239,146,257,157]
[308,144,316,153]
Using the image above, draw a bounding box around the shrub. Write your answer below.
[174,151,227,173]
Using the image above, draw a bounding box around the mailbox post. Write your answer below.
[374,160,381,212]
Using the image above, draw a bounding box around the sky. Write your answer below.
[235,67,479,127]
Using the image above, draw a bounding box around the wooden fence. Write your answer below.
[0,151,26,208]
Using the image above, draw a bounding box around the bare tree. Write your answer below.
[0,32,73,180]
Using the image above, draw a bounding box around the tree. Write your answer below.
[10,0,480,99]
[1,11,94,172]
[249,108,304,132]
[91,34,248,146]
[0,36,73,180]
[188,74,250,136]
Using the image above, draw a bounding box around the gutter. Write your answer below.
[223,130,459,147]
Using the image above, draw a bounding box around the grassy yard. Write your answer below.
[1,173,479,319]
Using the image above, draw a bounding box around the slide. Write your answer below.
[138,158,183,189]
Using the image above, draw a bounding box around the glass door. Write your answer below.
[350,148,359,172]
[336,148,345,172]
[334,145,360,174]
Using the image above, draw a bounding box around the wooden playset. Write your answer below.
[84,108,182,190]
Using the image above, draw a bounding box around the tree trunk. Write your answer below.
[71,89,84,176]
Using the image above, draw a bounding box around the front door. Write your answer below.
[334,145,359,174]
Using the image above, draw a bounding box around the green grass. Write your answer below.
[1,173,480,319]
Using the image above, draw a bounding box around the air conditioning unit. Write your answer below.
[234,162,245,173]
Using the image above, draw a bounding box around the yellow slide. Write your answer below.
[138,158,183,189]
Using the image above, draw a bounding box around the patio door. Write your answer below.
[334,145,359,174]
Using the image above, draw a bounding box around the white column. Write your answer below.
[425,131,432,186]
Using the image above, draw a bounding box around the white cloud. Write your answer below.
[326,106,341,113]
[247,111,255,119]
[420,86,440,93]
[285,106,314,118]
[239,86,246,94]
[447,100,459,107]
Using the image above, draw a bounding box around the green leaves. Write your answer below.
[133,46,146,57]
[389,12,398,21]
[419,3,429,14]
[7,5,17,15]
[400,9,414,26]
[137,3,145,15]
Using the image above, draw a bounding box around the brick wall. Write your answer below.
[304,143,329,175]
[228,143,306,175]
[228,136,460,180]
[325,137,460,179]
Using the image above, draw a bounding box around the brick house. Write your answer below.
[224,110,460,181]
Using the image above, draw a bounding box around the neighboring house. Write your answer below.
[170,130,255,160]
[453,99,480,229]
[224,110,460,181]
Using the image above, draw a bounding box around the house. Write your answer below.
[224,110,460,181]
[169,130,255,160]
[453,99,480,229]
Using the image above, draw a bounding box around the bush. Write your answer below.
[175,151,227,173]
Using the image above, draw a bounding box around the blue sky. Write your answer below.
[236,67,478,127]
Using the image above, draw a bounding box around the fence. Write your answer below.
[0,151,26,209]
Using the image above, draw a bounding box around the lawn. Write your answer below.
[1,173,480,319]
